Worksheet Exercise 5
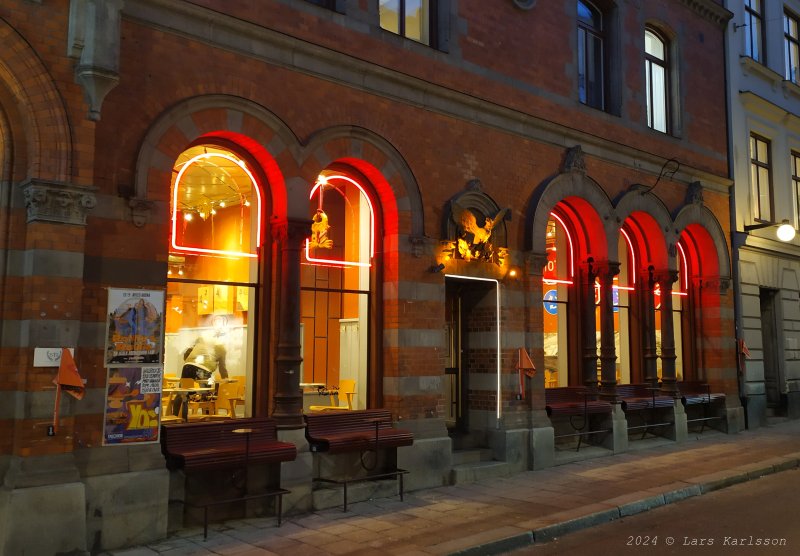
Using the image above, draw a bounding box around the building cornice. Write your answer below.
[677,0,733,27]
[122,0,730,191]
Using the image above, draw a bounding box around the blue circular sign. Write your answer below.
[543,290,558,315]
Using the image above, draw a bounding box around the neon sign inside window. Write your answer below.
[171,152,263,258]
[304,174,375,267]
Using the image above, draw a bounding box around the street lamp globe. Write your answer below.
[776,221,796,242]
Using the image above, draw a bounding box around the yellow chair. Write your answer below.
[309,379,356,412]
[206,380,240,419]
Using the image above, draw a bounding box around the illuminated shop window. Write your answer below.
[542,215,572,388]
[301,172,374,408]
[164,145,261,419]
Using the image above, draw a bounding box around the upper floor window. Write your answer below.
[750,134,773,222]
[577,0,605,110]
[380,0,436,46]
[785,10,800,83]
[645,28,669,133]
[745,0,765,63]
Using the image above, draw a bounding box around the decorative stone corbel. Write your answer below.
[129,198,155,228]
[408,235,427,258]
[685,181,704,205]
[563,145,587,175]
[69,0,123,121]
[22,180,97,225]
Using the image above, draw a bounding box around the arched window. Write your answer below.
[301,170,375,408]
[164,144,262,419]
[542,215,574,388]
[645,28,669,133]
[578,0,605,109]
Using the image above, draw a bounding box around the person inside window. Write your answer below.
[171,337,229,418]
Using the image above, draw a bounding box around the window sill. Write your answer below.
[783,80,800,102]
[740,56,782,87]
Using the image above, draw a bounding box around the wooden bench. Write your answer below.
[617,384,675,438]
[677,381,726,431]
[304,409,413,511]
[161,417,296,538]
[545,387,612,451]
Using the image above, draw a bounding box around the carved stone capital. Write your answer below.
[128,198,154,228]
[272,217,312,247]
[22,180,97,225]
[525,251,549,276]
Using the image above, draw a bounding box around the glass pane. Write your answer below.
[645,30,665,60]
[577,0,600,29]
[759,167,771,220]
[585,34,604,108]
[578,30,587,104]
[379,0,400,34]
[170,145,259,283]
[164,281,254,418]
[651,65,667,132]
[405,0,430,44]
[756,138,768,162]
[673,309,683,381]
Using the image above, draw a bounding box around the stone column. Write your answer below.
[271,217,311,428]
[659,269,680,397]
[581,258,598,390]
[642,265,659,385]
[598,262,620,401]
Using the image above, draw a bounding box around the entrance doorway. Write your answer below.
[759,287,783,411]
[444,276,500,444]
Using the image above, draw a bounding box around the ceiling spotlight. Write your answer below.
[244,200,251,207]
[219,201,226,208]
[184,213,193,221]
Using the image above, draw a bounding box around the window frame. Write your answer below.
[379,0,439,47]
[750,133,774,223]
[785,9,800,83]
[744,0,765,63]
[577,0,606,110]
[644,27,670,134]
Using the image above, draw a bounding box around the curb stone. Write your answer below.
[450,462,799,555]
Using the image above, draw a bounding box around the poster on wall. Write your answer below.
[104,288,165,366]
[103,366,163,445]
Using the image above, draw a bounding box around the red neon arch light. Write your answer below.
[543,212,575,285]
[170,152,263,258]
[304,174,375,267]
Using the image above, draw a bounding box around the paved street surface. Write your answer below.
[512,466,800,555]
[105,419,800,556]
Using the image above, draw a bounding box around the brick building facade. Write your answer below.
[0,1,738,553]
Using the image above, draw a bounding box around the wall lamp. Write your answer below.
[743,219,796,242]
[430,263,446,273]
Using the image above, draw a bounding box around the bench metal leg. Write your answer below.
[343,480,348,512]
[399,472,404,501]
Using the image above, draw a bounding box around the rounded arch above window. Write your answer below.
[169,144,264,282]
[305,170,375,268]
[645,28,667,60]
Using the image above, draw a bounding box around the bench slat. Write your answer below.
[161,417,297,471]
[304,409,413,454]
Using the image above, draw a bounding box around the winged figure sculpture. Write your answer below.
[451,199,509,246]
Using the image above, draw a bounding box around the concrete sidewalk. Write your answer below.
[105,419,800,556]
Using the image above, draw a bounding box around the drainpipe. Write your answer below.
[724,12,749,429]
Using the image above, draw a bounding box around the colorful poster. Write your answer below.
[103,366,163,445]
[105,288,164,366]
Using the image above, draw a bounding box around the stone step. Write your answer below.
[451,448,494,466]
[311,477,401,511]
[450,460,510,485]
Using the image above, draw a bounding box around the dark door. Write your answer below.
[759,288,782,408]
